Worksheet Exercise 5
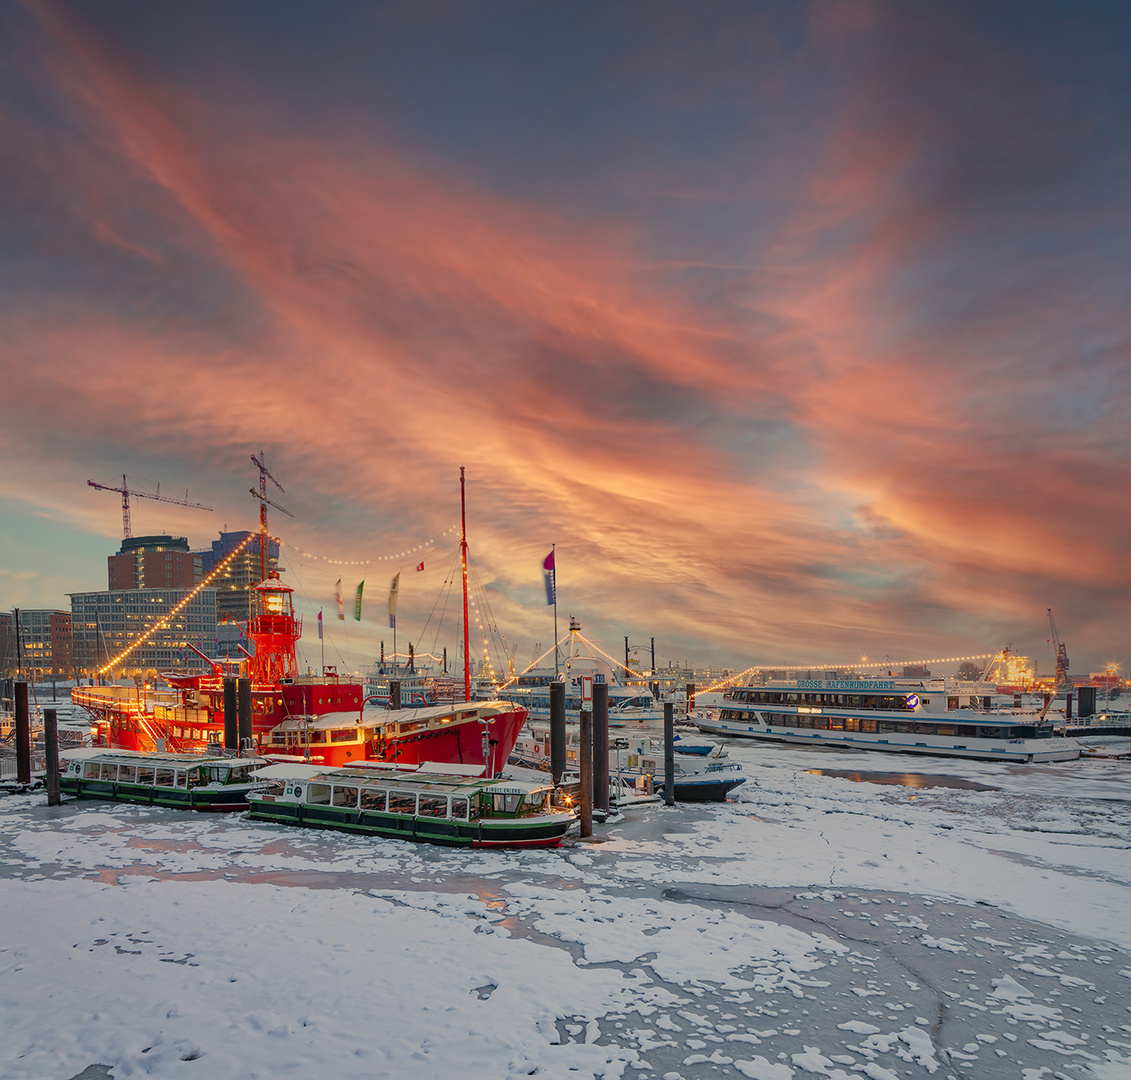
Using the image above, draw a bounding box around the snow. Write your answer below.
[2,736,1130,1079]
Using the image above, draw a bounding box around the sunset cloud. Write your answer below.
[3,0,1128,675]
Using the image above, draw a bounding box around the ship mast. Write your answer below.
[460,466,471,702]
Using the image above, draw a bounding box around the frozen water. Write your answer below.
[1,737,1129,1079]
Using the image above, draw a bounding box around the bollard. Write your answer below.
[15,681,30,785]
[549,681,566,785]
[223,678,238,750]
[593,682,609,817]
[44,707,60,805]
[580,708,593,838]
[663,701,675,806]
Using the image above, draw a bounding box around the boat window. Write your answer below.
[844,718,859,732]
[83,762,100,779]
[948,697,959,710]
[307,783,332,805]
[310,731,327,743]
[155,768,175,786]
[388,791,416,815]
[877,721,899,733]
[174,771,188,789]
[935,724,955,737]
[860,719,877,733]
[914,723,936,735]
[492,793,523,814]
[137,767,156,785]
[229,766,249,781]
[118,766,138,783]
[978,727,1005,739]
[450,796,469,820]
[330,729,357,743]
[827,718,845,731]
[332,785,359,808]
[100,763,117,781]
[359,788,386,811]
[418,794,448,818]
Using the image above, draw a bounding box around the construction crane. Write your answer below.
[249,451,293,584]
[1047,608,1070,689]
[88,475,213,539]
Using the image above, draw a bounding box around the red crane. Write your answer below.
[88,475,212,539]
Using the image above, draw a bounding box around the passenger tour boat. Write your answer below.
[695,677,1082,762]
[247,762,577,847]
[60,748,266,811]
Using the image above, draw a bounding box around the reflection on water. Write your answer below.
[804,769,998,792]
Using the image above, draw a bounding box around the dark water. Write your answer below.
[804,768,998,791]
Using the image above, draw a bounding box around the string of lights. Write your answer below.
[283,525,459,567]
[698,653,1000,694]
[97,534,255,676]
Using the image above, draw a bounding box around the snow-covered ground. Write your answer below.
[1,737,1129,1080]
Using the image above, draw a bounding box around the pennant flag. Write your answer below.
[388,572,400,628]
[336,578,344,620]
[416,561,425,572]
[543,549,556,606]
[317,609,323,640]
[354,580,365,621]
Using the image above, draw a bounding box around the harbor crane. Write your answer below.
[88,475,212,539]
[249,451,293,584]
[1047,608,1070,689]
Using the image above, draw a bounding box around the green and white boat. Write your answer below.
[247,762,577,847]
[60,748,267,811]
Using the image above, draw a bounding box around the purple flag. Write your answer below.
[542,550,556,606]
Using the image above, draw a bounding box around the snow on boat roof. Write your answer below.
[251,762,550,793]
[271,700,519,732]
[60,747,266,765]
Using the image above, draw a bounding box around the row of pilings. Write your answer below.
[547,681,676,837]
[7,680,62,804]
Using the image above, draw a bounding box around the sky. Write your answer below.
[4,740,1131,1078]
[2,0,1129,680]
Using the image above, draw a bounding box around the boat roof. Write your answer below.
[270,699,519,732]
[60,748,267,766]
[252,761,551,795]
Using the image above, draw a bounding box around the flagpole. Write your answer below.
[551,543,558,678]
[460,466,471,703]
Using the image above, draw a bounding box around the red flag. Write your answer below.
[416,561,425,572]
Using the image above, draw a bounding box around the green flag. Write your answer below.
[354,580,364,621]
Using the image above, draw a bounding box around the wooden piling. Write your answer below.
[593,682,609,817]
[223,678,238,750]
[15,681,30,785]
[580,707,593,837]
[237,677,252,751]
[549,680,566,784]
[44,707,60,806]
[663,701,675,806]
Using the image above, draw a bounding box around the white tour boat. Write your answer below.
[694,677,1081,763]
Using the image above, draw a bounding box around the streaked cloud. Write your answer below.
[2,0,1128,675]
